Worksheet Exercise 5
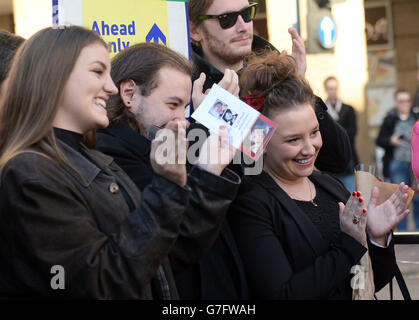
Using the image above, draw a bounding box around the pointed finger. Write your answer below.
[338,202,345,217]
[231,71,239,97]
[193,72,206,93]
[219,69,233,91]
[393,192,406,213]
[343,193,357,217]
[219,127,233,164]
[288,27,304,45]
[368,186,379,210]
[360,208,368,229]
[293,35,305,47]
[390,182,408,209]
[396,209,410,226]
[288,27,298,39]
[396,193,409,215]
[391,182,406,201]
[227,70,238,94]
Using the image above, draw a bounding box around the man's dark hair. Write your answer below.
[107,42,192,131]
[394,88,410,99]
[0,30,25,86]
[323,75,337,88]
[188,0,214,27]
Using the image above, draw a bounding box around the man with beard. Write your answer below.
[96,43,242,299]
[188,0,351,173]
[178,0,353,300]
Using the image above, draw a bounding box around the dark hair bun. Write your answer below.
[241,49,314,117]
[241,50,298,96]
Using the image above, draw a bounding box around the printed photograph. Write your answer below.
[222,108,238,126]
[208,99,227,119]
[242,114,277,161]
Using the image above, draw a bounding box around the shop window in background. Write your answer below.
[253,0,268,40]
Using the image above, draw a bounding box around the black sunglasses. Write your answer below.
[198,3,258,30]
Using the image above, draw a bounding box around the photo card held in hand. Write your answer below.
[191,84,276,161]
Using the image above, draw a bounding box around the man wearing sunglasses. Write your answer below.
[189,1,307,89]
[188,0,351,175]
[177,0,353,300]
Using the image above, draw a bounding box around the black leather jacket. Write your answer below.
[0,140,204,299]
[97,121,246,300]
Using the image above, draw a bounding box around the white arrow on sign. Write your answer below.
[320,17,335,47]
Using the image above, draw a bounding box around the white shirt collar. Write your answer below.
[325,99,343,121]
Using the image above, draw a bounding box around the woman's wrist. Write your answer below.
[369,236,387,247]
[367,228,390,247]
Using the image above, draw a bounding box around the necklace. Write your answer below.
[287,179,318,207]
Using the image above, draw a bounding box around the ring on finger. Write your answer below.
[352,215,361,224]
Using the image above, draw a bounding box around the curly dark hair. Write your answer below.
[240,50,315,118]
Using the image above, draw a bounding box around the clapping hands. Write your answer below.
[197,126,236,176]
[150,119,188,187]
[339,183,410,247]
[192,69,239,108]
[366,183,410,245]
[339,192,368,247]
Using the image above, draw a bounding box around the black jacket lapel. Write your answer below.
[98,121,151,158]
[256,172,327,256]
[310,171,350,203]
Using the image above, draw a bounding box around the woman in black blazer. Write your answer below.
[228,51,410,300]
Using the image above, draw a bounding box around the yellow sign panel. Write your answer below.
[53,0,190,58]
[82,0,169,56]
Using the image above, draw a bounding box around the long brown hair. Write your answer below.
[240,50,315,119]
[107,42,192,132]
[0,26,106,169]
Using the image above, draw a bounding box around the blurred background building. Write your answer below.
[257,0,419,179]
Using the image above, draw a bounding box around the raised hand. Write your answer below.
[367,183,410,245]
[191,72,207,109]
[197,126,236,176]
[339,192,368,247]
[218,69,239,97]
[191,69,240,109]
[287,27,307,77]
[150,119,188,187]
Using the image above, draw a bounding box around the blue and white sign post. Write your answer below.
[317,16,337,49]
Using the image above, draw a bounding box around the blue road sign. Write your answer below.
[317,16,337,49]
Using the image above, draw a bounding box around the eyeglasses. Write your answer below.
[198,3,258,30]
